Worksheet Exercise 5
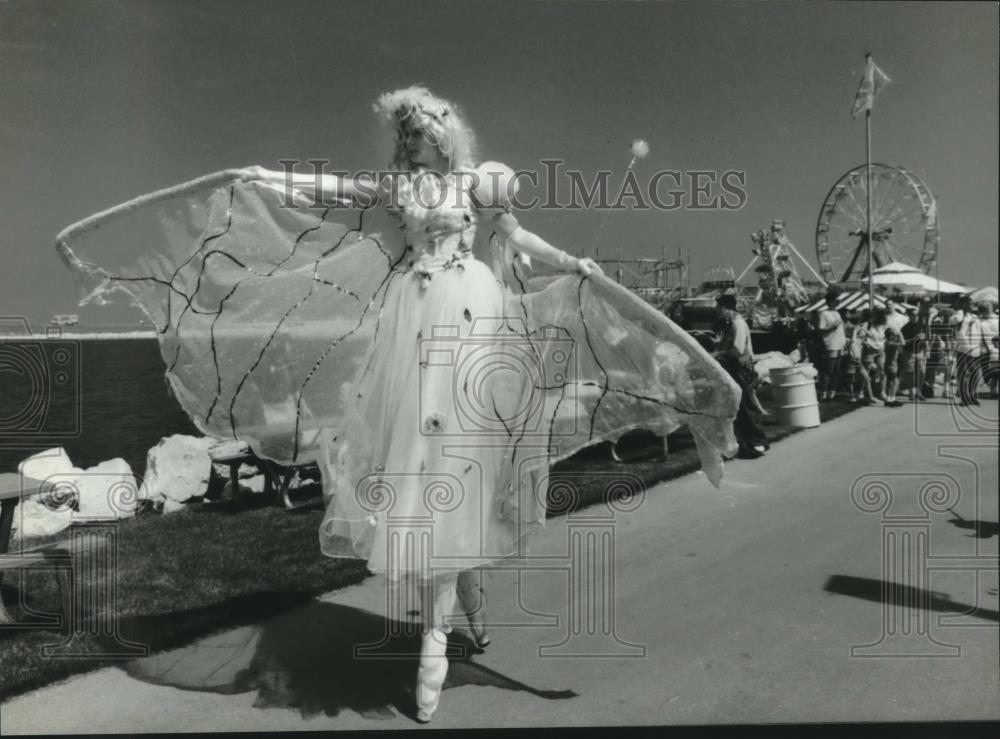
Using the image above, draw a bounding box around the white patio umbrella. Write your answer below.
[966,285,998,304]
[862,261,968,294]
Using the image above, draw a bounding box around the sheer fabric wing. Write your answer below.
[473,227,741,488]
[57,172,739,495]
[56,173,406,465]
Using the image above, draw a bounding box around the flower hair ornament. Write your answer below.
[374,85,476,170]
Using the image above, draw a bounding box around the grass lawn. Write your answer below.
[0,394,861,700]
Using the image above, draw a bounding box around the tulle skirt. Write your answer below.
[318,258,542,580]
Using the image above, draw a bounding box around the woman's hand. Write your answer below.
[239,166,313,206]
[575,257,604,276]
[496,216,605,276]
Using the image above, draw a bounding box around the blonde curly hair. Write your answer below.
[373,85,477,171]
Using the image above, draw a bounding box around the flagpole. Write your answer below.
[936,242,941,304]
[865,53,875,313]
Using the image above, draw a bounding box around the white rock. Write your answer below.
[11,498,73,543]
[76,458,138,519]
[17,447,83,513]
[243,473,266,494]
[138,435,216,508]
[162,497,187,515]
[17,447,76,485]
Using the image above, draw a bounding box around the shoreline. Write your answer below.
[0,331,158,340]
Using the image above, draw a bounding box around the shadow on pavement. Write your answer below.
[946,516,999,540]
[824,575,999,623]
[123,600,577,722]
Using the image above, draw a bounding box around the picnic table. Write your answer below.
[208,443,320,510]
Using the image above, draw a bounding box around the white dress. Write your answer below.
[318,172,538,578]
[55,167,741,584]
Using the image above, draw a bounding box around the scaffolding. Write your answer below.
[596,247,690,313]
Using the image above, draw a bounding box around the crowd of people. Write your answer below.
[808,292,999,408]
[707,289,997,465]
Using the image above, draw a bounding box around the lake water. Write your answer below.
[1,333,708,481]
[0,339,198,478]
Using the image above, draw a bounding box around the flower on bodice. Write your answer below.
[424,412,447,434]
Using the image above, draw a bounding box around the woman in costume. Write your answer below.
[55,85,740,723]
[251,86,614,721]
[251,86,605,721]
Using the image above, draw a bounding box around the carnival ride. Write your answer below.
[815,163,939,284]
[601,164,949,336]
[737,220,827,328]
[595,248,690,314]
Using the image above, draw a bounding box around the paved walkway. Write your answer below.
[1,398,997,732]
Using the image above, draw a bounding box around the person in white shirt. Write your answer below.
[952,296,983,406]
[816,293,846,401]
[882,299,908,405]
[862,308,889,404]
[884,299,909,332]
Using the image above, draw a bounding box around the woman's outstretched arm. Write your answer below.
[491,212,602,276]
[241,166,378,206]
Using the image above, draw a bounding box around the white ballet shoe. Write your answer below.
[466,599,491,649]
[470,624,491,649]
[415,628,449,723]
[457,573,491,648]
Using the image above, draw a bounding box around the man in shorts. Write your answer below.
[862,308,888,405]
[882,300,908,406]
[816,292,846,401]
[923,304,951,398]
[843,311,866,401]
[901,300,931,401]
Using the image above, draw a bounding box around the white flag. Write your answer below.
[851,57,891,118]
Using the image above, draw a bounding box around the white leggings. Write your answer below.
[417,569,485,633]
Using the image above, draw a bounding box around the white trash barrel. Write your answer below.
[769,364,820,428]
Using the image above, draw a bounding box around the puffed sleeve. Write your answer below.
[468,161,519,213]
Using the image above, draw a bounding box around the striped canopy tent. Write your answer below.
[795,290,898,314]
[861,261,968,294]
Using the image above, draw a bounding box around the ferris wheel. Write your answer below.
[815,163,939,284]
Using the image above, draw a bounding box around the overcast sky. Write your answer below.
[1,0,996,326]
